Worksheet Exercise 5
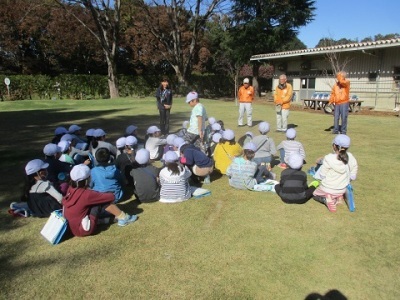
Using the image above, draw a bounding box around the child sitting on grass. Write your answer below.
[22,159,63,218]
[63,164,137,237]
[213,129,243,175]
[130,149,161,203]
[274,153,318,204]
[276,128,306,169]
[145,125,167,161]
[226,142,275,190]
[159,151,193,203]
[312,134,358,212]
[252,122,277,166]
[90,148,124,203]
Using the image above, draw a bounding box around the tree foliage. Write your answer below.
[226,0,315,95]
[132,0,228,85]
[315,33,400,48]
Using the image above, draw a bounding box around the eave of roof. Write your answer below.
[250,38,400,61]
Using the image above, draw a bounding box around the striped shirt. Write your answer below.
[277,140,306,163]
[159,165,192,203]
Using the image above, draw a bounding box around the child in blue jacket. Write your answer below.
[90,148,124,203]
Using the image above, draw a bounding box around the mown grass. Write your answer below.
[0,97,399,299]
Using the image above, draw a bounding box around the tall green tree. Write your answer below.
[229,0,315,95]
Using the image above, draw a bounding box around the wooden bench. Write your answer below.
[303,99,363,113]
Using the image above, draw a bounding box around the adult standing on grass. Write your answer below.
[238,78,255,127]
[274,74,293,132]
[329,71,350,134]
[156,78,173,135]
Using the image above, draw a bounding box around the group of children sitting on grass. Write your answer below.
[15,92,358,238]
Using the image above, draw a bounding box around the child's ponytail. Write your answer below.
[337,148,349,165]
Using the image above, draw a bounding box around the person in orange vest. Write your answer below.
[329,71,350,134]
[238,78,255,127]
[274,74,293,132]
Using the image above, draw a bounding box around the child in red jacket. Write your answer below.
[62,164,137,237]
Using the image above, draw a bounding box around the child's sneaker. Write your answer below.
[307,166,315,176]
[203,175,211,184]
[278,163,287,169]
[117,214,138,227]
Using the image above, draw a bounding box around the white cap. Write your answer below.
[173,137,185,148]
[164,151,179,163]
[70,164,91,181]
[93,129,106,138]
[333,134,351,148]
[166,134,178,145]
[147,125,161,134]
[68,124,81,133]
[116,137,127,148]
[211,123,221,131]
[243,142,257,152]
[243,78,250,84]
[222,129,235,141]
[86,128,95,136]
[58,140,71,153]
[43,143,61,156]
[212,133,222,143]
[286,128,296,139]
[125,125,138,135]
[245,131,254,137]
[54,127,68,136]
[258,122,270,134]
[288,153,304,170]
[186,91,198,103]
[135,149,150,164]
[208,117,216,125]
[60,134,74,142]
[25,159,49,176]
[125,135,138,146]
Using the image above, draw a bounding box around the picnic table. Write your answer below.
[303,98,364,113]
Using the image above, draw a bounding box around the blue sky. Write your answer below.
[297,0,400,48]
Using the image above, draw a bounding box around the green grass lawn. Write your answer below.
[0,97,399,299]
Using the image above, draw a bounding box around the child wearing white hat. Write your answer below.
[252,121,277,165]
[90,148,124,203]
[275,153,318,204]
[276,128,305,169]
[114,136,138,187]
[62,164,137,237]
[22,159,63,217]
[312,134,358,212]
[145,125,167,161]
[89,128,117,166]
[226,142,275,190]
[213,129,243,175]
[159,151,193,203]
[130,149,161,203]
[184,91,208,152]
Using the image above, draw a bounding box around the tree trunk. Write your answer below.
[252,63,259,97]
[105,53,119,98]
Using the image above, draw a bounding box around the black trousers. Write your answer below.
[274,186,316,204]
[159,109,171,134]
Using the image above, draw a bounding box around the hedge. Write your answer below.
[0,74,235,101]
